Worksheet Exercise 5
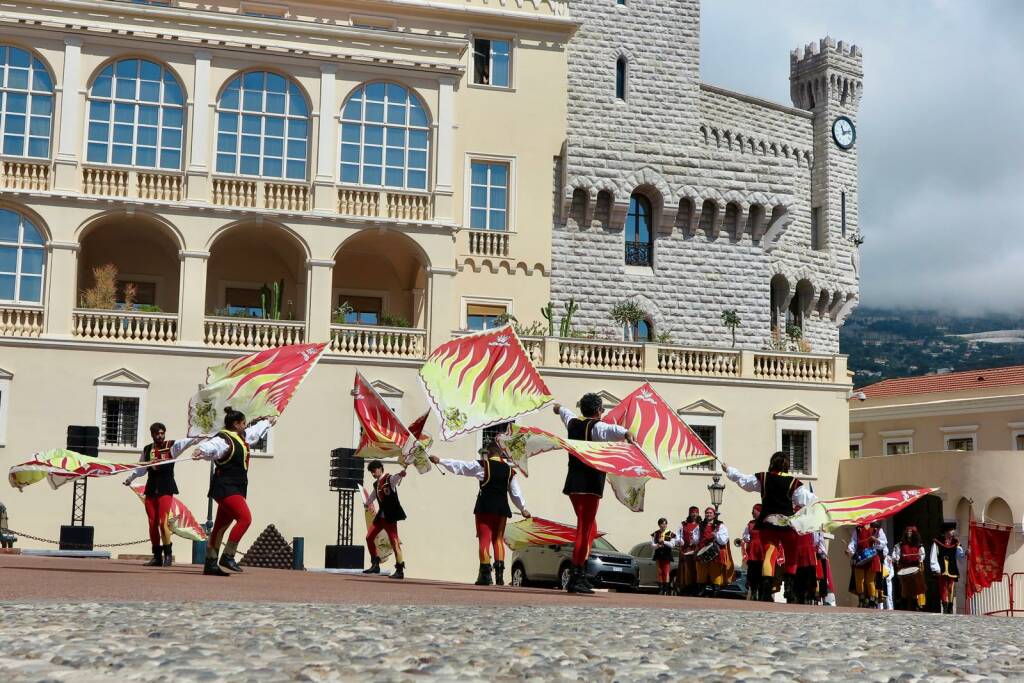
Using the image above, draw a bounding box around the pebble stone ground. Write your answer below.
[1,601,1023,682]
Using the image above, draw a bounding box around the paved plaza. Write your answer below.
[1,557,1022,681]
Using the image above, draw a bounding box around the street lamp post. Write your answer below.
[708,472,725,512]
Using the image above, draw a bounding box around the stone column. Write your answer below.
[44,241,79,337]
[186,50,212,202]
[426,266,457,349]
[305,258,334,343]
[312,65,338,212]
[53,38,82,191]
[433,76,456,222]
[177,250,209,344]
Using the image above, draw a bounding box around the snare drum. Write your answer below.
[853,548,877,567]
[897,566,926,596]
[696,542,719,563]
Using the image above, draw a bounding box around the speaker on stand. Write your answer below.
[325,447,365,569]
[60,425,99,550]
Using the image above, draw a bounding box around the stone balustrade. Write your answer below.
[72,309,178,343]
[82,166,129,196]
[557,338,645,373]
[203,317,305,350]
[385,191,432,221]
[466,230,510,257]
[337,187,380,217]
[328,324,427,359]
[1,160,50,191]
[336,186,433,221]
[752,351,835,383]
[265,181,310,211]
[0,305,44,337]
[137,172,185,202]
[658,346,741,377]
[211,177,258,208]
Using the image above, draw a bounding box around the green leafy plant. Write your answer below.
[560,298,578,338]
[80,264,119,310]
[655,330,673,344]
[259,278,285,320]
[721,309,741,348]
[380,313,411,328]
[136,304,163,313]
[332,301,355,325]
[514,320,547,337]
[610,299,648,340]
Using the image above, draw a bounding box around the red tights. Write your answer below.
[211,494,252,547]
[144,494,172,545]
[570,493,601,566]
[656,559,671,583]
[475,513,507,564]
[366,519,403,563]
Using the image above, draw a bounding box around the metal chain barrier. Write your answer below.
[1,527,149,549]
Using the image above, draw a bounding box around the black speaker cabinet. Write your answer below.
[66,425,100,458]
[329,447,364,490]
[325,544,364,569]
[59,525,94,551]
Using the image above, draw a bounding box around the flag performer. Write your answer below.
[691,506,731,595]
[192,407,273,577]
[429,441,531,587]
[676,506,702,596]
[651,517,676,595]
[793,528,820,604]
[721,451,816,601]
[930,522,965,614]
[554,394,636,595]
[893,526,927,610]
[846,522,886,607]
[123,422,201,567]
[362,460,408,579]
[741,504,765,600]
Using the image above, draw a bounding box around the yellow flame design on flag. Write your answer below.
[787,488,939,533]
[504,516,603,551]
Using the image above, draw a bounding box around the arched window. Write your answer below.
[0,208,45,304]
[216,71,309,180]
[0,45,54,158]
[340,82,429,190]
[624,193,652,266]
[86,59,184,169]
[615,57,627,101]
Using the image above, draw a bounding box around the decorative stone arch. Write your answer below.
[622,291,667,340]
[792,279,815,327]
[209,218,311,259]
[76,209,185,251]
[592,178,617,230]
[0,199,52,243]
[722,190,746,241]
[833,292,859,324]
[769,272,792,333]
[761,202,794,250]
[984,497,1014,526]
[619,167,672,206]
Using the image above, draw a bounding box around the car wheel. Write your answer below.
[511,563,528,588]
[559,564,572,590]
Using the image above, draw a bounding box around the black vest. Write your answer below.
[755,471,801,529]
[374,475,407,523]
[474,458,513,517]
[142,442,178,497]
[652,530,673,562]
[935,541,960,578]
[562,417,605,497]
[208,430,249,500]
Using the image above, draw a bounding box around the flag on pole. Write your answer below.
[496,425,662,480]
[353,373,430,473]
[187,342,326,437]
[9,449,144,491]
[966,521,1011,600]
[504,516,604,551]
[129,486,207,542]
[419,325,553,441]
[786,488,939,533]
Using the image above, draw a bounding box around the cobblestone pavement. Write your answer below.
[1,601,1022,682]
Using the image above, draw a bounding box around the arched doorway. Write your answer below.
[891,491,945,612]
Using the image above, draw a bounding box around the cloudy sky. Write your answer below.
[701,1,1024,314]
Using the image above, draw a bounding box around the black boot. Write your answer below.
[493,561,505,586]
[162,544,173,567]
[219,541,243,572]
[572,565,594,594]
[475,563,493,586]
[144,544,162,566]
[203,557,230,576]
[943,602,954,615]
[389,562,405,580]
[363,558,381,574]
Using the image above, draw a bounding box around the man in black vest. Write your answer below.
[554,393,635,594]
[362,460,408,579]
[929,522,965,614]
[430,439,531,586]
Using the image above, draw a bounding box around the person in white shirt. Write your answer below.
[846,523,887,607]
[892,526,927,610]
[930,523,966,614]
[691,506,732,595]
[362,460,409,579]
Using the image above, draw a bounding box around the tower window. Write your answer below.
[615,57,627,101]
[624,193,652,266]
[473,38,511,88]
[841,191,847,238]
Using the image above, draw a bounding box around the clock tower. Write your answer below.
[790,37,864,254]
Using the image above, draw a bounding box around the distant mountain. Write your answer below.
[840,307,1024,388]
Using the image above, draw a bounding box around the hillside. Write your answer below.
[840,307,1024,388]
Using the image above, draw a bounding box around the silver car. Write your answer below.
[509,537,639,590]
[629,542,681,591]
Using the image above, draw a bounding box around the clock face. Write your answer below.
[832,116,856,149]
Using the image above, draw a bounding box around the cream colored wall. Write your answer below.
[0,344,850,580]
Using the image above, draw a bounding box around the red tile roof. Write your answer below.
[858,364,1024,399]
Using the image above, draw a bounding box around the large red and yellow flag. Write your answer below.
[187,342,327,436]
[503,516,605,551]
[497,425,662,482]
[130,486,207,542]
[419,325,553,441]
[9,449,142,491]
[353,373,430,473]
[787,488,939,533]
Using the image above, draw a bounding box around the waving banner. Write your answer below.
[419,325,553,441]
[9,449,145,491]
[361,485,393,560]
[497,425,662,482]
[353,373,430,474]
[187,342,327,437]
[130,486,207,541]
[504,516,605,551]
[966,521,1011,600]
[787,488,939,533]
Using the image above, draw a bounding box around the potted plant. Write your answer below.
[721,309,741,348]
[610,299,648,341]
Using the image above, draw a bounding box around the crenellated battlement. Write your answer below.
[790,36,862,65]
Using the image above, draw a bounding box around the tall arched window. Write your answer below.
[86,59,184,169]
[340,82,429,190]
[216,71,309,180]
[0,207,45,304]
[0,45,54,158]
[615,57,627,101]
[624,193,652,266]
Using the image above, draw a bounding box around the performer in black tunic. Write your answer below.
[124,422,199,567]
[362,460,408,579]
[553,393,635,594]
[929,522,965,614]
[431,440,530,586]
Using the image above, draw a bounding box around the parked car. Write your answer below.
[510,537,639,591]
[629,541,681,591]
[699,568,748,600]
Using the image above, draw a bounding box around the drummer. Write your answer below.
[691,506,732,596]
[893,526,927,611]
[846,522,887,608]
[676,506,702,596]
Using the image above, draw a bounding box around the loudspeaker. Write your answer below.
[325,544,364,569]
[329,447,363,491]
[59,525,94,551]
[67,425,99,458]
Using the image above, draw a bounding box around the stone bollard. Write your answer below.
[292,536,304,570]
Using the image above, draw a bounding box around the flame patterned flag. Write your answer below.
[361,484,394,560]
[604,383,716,512]
[353,373,430,474]
[504,516,605,551]
[187,342,327,437]
[130,486,207,542]
[9,449,140,491]
[786,488,939,533]
[419,325,553,441]
[497,425,663,482]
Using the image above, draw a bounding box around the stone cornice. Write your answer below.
[850,393,1024,423]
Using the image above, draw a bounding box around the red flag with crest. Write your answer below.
[966,521,1011,600]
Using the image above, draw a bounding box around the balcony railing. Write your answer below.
[82,166,185,202]
[328,324,427,359]
[657,346,741,377]
[625,241,653,267]
[557,338,645,373]
[203,317,305,350]
[0,304,44,337]
[467,230,510,257]
[72,309,178,344]
[752,351,835,383]
[336,186,434,221]
[1,160,50,191]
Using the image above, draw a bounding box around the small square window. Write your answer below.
[849,443,861,459]
[467,303,507,331]
[782,429,811,474]
[946,437,974,452]
[688,425,716,471]
[473,38,511,88]
[885,440,911,456]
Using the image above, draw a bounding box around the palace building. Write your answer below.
[0,0,861,580]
